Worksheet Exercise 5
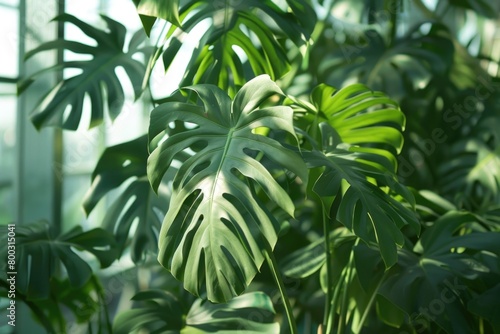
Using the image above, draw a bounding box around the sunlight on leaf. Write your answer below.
[148,75,307,302]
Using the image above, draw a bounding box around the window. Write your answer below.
[0,0,19,225]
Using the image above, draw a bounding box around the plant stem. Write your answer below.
[354,271,389,333]
[265,247,298,334]
[389,0,398,45]
[326,269,344,333]
[322,200,333,332]
[92,275,113,334]
[337,239,358,334]
[324,191,343,334]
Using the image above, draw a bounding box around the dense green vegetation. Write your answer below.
[2,0,500,333]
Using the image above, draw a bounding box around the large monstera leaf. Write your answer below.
[289,82,407,172]
[148,75,307,302]
[288,83,418,266]
[113,290,279,333]
[140,0,315,93]
[0,221,118,300]
[83,135,170,262]
[19,14,150,130]
[305,123,419,267]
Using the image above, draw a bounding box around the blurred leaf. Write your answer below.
[113,290,279,334]
[448,0,498,18]
[380,211,500,333]
[153,0,316,93]
[439,138,500,208]
[413,189,457,218]
[315,23,454,97]
[0,276,109,334]
[19,14,151,130]
[83,135,169,262]
[0,221,118,300]
[280,227,355,278]
[467,284,500,331]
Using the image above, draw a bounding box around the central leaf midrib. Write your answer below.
[206,126,236,298]
[208,128,235,220]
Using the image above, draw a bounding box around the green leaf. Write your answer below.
[312,140,420,267]
[315,23,454,95]
[136,0,181,33]
[380,211,500,333]
[438,138,500,208]
[288,83,418,267]
[113,291,279,334]
[19,14,151,130]
[413,189,457,218]
[290,82,407,172]
[183,292,278,333]
[448,0,499,18]
[0,221,118,300]
[280,227,355,278]
[148,75,307,303]
[467,284,500,330]
[83,135,168,262]
[0,276,109,333]
[375,295,405,328]
[113,290,185,334]
[153,0,315,93]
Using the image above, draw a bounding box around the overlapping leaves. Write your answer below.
[0,221,118,300]
[378,211,500,333]
[0,277,111,334]
[148,75,307,302]
[83,135,169,262]
[447,0,499,18]
[289,83,407,173]
[288,83,419,267]
[439,138,500,209]
[315,22,454,96]
[280,227,356,278]
[19,14,150,130]
[140,0,315,93]
[113,290,279,333]
[305,124,419,267]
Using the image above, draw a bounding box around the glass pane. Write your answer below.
[0,7,19,78]
[0,94,16,224]
[101,0,141,30]
[105,100,148,146]
[63,174,95,231]
[0,0,19,6]
[62,126,102,174]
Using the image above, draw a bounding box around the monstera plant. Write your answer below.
[3,0,500,333]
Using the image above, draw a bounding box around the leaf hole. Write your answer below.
[184,121,198,129]
[232,44,247,63]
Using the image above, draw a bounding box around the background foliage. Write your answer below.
[2,0,500,333]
